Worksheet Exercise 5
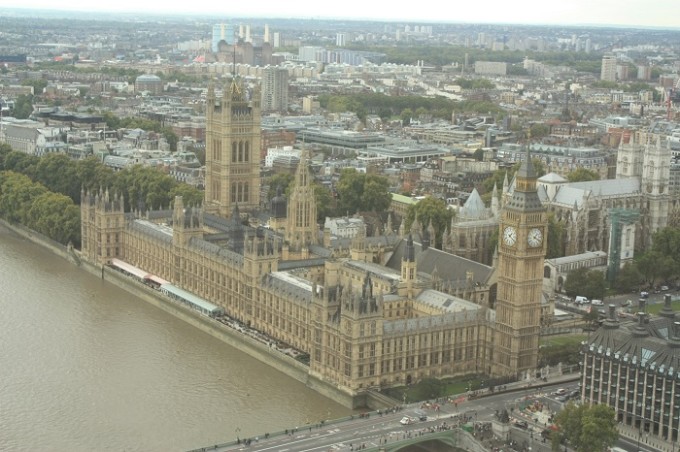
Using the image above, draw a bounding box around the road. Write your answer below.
[195,380,585,452]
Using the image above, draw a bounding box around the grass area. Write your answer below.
[540,334,586,348]
[647,299,680,315]
[383,376,482,403]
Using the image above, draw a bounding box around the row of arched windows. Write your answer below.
[232,140,250,163]
[231,182,250,203]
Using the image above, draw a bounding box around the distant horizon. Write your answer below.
[1,1,679,31]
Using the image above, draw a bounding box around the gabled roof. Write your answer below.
[538,172,567,183]
[386,238,495,287]
[550,178,640,207]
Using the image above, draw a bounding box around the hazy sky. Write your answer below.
[1,0,678,29]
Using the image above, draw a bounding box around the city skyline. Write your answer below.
[1,0,679,30]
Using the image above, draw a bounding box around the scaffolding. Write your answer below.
[607,208,640,284]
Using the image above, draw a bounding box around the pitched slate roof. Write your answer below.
[385,238,495,286]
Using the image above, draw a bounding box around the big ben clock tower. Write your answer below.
[492,146,547,378]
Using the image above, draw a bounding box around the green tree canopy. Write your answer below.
[566,168,600,182]
[552,403,618,452]
[26,191,81,245]
[614,262,642,293]
[564,268,606,300]
[0,171,48,224]
[266,173,295,201]
[405,196,453,249]
[335,169,391,215]
[546,213,566,259]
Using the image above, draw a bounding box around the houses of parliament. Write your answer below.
[80,77,547,402]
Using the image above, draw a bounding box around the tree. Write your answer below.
[12,94,34,119]
[405,197,453,249]
[400,108,413,126]
[361,175,392,213]
[529,123,550,139]
[26,192,80,245]
[552,403,618,452]
[650,227,680,283]
[566,168,600,182]
[472,148,484,161]
[34,153,80,202]
[335,169,391,216]
[585,270,607,300]
[266,173,295,201]
[635,250,662,287]
[313,182,334,222]
[614,262,642,293]
[546,213,566,259]
[0,171,47,224]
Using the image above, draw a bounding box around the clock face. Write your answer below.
[503,226,517,246]
[528,228,543,247]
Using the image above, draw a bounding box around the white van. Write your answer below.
[575,296,589,304]
[591,299,603,306]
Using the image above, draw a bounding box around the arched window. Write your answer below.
[544,266,551,278]
[231,183,237,202]
[232,142,237,162]
[243,182,249,202]
[238,141,244,162]
[244,141,249,162]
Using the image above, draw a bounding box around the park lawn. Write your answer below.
[647,299,680,315]
[540,334,586,348]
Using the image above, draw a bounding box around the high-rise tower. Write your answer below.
[260,66,289,113]
[492,147,547,378]
[212,24,234,52]
[204,78,261,217]
[601,54,617,82]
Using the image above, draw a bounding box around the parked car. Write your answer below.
[640,291,649,299]
[591,299,603,306]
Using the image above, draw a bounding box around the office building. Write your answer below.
[260,66,289,113]
[601,54,617,81]
[212,24,234,53]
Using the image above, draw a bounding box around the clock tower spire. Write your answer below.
[493,143,547,378]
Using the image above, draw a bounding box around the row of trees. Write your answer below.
[562,226,680,300]
[101,112,179,152]
[318,92,504,124]
[0,171,80,245]
[0,144,204,246]
[267,169,392,222]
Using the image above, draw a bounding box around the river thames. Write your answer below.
[0,225,352,451]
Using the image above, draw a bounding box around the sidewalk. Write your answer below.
[618,423,672,452]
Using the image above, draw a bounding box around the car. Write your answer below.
[514,420,529,429]
[661,285,669,291]
[400,416,416,425]
[591,299,603,306]
[413,409,428,421]
[640,291,649,299]
[554,388,567,395]
[575,296,589,304]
